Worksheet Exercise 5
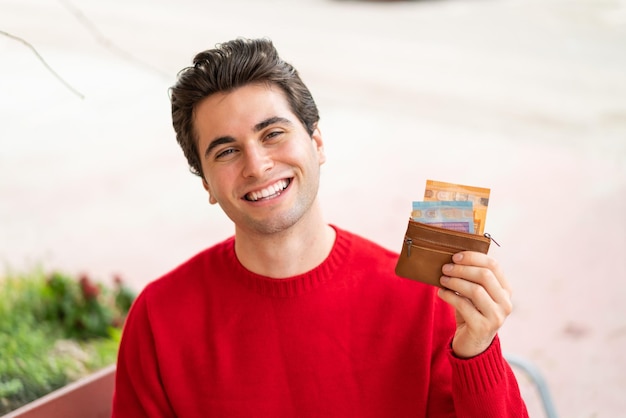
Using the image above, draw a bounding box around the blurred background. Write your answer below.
[1,0,625,416]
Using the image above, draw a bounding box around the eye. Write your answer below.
[264,130,283,142]
[215,147,237,160]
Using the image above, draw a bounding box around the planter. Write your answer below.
[1,365,115,418]
[0,270,134,416]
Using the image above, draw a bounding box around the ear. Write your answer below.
[311,126,326,165]
[202,178,218,205]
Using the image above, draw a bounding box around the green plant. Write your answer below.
[41,272,133,340]
[0,269,135,414]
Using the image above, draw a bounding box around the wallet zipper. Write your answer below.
[483,233,501,247]
[404,232,500,257]
[404,237,413,257]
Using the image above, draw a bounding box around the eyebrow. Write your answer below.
[204,136,235,158]
[254,116,293,132]
[203,116,294,159]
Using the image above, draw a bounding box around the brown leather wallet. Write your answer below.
[395,220,491,287]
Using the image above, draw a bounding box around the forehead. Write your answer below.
[193,83,293,136]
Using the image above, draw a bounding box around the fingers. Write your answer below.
[439,273,512,325]
[444,251,512,297]
[438,251,514,356]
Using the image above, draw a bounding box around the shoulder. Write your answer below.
[335,225,441,289]
[140,236,235,301]
[121,237,239,343]
[333,225,399,269]
[333,226,409,285]
[334,225,453,320]
[334,225,398,256]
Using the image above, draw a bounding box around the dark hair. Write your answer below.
[170,37,320,178]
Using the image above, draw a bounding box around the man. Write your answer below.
[112,37,528,417]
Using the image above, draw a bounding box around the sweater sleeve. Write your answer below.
[447,336,529,418]
[424,294,528,418]
[111,290,176,418]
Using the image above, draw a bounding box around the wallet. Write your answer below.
[394,220,491,287]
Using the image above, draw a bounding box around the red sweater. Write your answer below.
[112,227,527,417]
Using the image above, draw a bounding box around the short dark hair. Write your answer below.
[170,37,320,178]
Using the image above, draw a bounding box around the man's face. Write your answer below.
[194,83,326,235]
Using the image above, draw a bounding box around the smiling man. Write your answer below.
[112,38,528,417]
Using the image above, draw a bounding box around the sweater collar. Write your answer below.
[228,225,351,297]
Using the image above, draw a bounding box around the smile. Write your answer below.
[244,179,291,202]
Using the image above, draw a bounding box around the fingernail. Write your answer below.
[440,276,450,284]
[453,253,463,262]
[442,264,453,273]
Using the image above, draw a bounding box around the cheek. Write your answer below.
[288,140,318,161]
[203,167,237,200]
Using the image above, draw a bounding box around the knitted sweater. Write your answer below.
[112,226,527,417]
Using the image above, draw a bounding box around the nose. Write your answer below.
[241,144,273,178]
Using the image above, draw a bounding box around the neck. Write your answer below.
[233,205,336,279]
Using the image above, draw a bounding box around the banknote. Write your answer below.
[423,180,490,235]
[411,201,475,233]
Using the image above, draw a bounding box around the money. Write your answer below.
[411,201,475,233]
[423,180,490,235]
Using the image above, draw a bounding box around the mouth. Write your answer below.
[244,178,291,202]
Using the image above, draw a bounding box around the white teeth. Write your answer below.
[247,179,289,201]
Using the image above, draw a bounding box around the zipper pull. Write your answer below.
[404,237,412,257]
[483,233,501,247]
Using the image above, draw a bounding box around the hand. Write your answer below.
[438,251,513,359]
